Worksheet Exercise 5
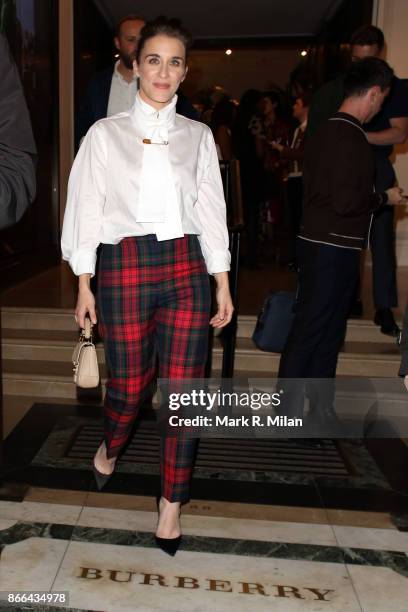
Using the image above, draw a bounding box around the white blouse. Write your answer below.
[61,93,231,277]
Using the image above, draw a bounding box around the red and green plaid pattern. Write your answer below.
[96,234,211,502]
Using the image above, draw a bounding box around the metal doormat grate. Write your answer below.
[65,421,351,477]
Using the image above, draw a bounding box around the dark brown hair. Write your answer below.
[136,16,193,62]
[344,57,393,97]
[350,25,385,51]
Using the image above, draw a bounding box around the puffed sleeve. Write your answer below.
[61,121,107,276]
[195,126,231,274]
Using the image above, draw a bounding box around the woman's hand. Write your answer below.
[269,140,283,152]
[75,273,97,329]
[210,272,234,328]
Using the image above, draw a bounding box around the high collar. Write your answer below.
[132,90,178,130]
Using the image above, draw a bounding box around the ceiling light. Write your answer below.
[300,50,307,57]
[225,49,232,55]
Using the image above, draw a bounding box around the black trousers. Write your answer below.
[278,240,360,414]
[285,175,303,263]
[370,156,398,309]
[370,205,397,309]
[279,239,360,377]
[398,300,408,376]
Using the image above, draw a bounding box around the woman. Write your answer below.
[255,91,290,241]
[269,91,311,266]
[61,17,233,556]
[255,91,290,173]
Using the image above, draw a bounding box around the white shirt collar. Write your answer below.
[132,90,178,130]
[299,119,307,131]
[113,59,137,84]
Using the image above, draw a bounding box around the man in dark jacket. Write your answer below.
[76,14,198,149]
[278,58,403,427]
[307,26,408,336]
[0,32,36,459]
[0,33,36,229]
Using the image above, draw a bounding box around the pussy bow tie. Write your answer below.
[134,92,183,240]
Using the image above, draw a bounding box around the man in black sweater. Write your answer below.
[278,58,403,427]
[307,26,408,335]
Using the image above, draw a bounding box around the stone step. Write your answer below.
[2,307,400,343]
[2,331,401,370]
[238,315,399,343]
[1,307,78,332]
[2,336,402,400]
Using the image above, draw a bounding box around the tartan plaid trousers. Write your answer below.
[96,234,211,502]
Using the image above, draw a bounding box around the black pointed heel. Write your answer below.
[92,441,116,491]
[92,462,113,490]
[155,495,182,556]
[154,534,182,556]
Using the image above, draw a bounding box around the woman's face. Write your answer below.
[260,96,276,116]
[134,34,187,109]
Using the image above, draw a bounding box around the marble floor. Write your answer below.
[1,488,408,611]
[2,259,408,610]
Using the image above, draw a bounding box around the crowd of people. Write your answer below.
[203,88,311,268]
[199,25,408,343]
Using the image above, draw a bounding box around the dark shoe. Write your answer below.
[92,441,115,491]
[348,299,363,318]
[92,462,113,491]
[374,308,400,337]
[155,495,182,557]
[306,407,345,436]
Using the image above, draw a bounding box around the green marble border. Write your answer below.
[30,416,391,490]
[1,521,407,578]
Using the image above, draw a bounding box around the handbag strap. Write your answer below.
[83,318,93,340]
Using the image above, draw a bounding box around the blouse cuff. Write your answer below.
[206,250,231,275]
[70,249,97,277]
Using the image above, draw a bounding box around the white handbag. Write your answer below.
[72,318,99,388]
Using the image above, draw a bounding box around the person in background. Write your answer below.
[307,25,408,335]
[0,33,36,229]
[270,90,311,266]
[255,91,290,251]
[278,58,403,428]
[0,32,36,454]
[232,89,263,268]
[255,91,290,176]
[398,302,408,385]
[76,14,198,148]
[211,98,236,161]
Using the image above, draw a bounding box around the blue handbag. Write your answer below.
[252,291,296,353]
